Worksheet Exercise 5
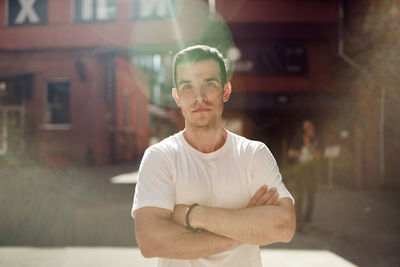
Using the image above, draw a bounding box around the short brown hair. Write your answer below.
[173,45,227,88]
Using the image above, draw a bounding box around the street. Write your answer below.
[1,161,399,266]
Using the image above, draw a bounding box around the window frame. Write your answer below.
[73,0,117,24]
[6,0,48,27]
[131,0,177,21]
[43,78,72,130]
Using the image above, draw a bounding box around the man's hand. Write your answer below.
[247,185,279,208]
[303,136,322,159]
[134,206,244,259]
[171,186,279,227]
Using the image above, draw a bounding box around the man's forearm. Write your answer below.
[134,209,241,259]
[189,198,295,246]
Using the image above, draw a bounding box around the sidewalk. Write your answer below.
[0,247,356,267]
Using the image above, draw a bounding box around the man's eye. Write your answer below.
[205,82,216,87]
[182,84,192,90]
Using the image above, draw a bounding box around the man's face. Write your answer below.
[303,121,315,137]
[172,59,231,129]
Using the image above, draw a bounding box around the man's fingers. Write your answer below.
[247,185,268,208]
[266,190,279,205]
[248,186,280,208]
[255,188,276,206]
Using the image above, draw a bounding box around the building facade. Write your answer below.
[0,0,347,167]
[0,0,153,164]
[1,0,398,188]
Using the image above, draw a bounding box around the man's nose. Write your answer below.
[193,84,207,101]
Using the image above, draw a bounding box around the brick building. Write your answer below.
[339,0,400,189]
[0,0,347,167]
[1,0,398,188]
[0,0,154,164]
[218,0,400,189]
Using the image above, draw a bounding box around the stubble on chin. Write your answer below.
[186,111,223,130]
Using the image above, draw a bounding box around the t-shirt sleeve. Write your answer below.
[251,143,294,204]
[131,146,175,217]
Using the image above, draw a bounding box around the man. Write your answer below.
[288,119,323,232]
[132,45,295,267]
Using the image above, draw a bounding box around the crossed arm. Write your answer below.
[133,186,295,259]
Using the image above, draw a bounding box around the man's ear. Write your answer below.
[172,88,181,107]
[223,82,232,103]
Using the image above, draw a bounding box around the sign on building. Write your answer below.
[234,44,308,75]
[7,0,47,26]
[75,0,116,22]
[132,0,176,20]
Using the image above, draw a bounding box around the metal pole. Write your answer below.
[380,87,386,185]
[328,158,334,190]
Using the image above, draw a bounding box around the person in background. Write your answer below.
[131,45,295,267]
[288,119,323,232]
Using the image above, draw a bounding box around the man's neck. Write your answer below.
[183,125,227,153]
[305,132,315,139]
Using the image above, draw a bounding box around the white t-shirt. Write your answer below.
[132,130,293,267]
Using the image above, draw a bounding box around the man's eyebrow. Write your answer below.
[205,77,221,83]
[178,79,191,86]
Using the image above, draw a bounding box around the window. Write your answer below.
[45,81,70,126]
[131,53,175,107]
[74,0,116,23]
[132,0,176,20]
[234,44,308,75]
[7,0,48,26]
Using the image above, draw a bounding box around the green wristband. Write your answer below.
[185,203,203,232]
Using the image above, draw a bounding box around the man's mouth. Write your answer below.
[193,106,211,112]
